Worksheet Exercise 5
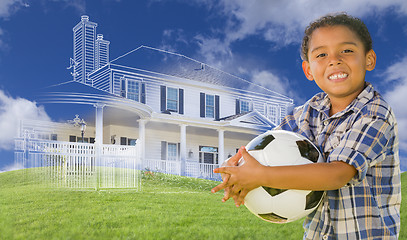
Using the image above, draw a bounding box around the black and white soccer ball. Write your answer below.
[229,130,325,223]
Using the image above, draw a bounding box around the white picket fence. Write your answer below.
[14,138,141,189]
[14,138,221,189]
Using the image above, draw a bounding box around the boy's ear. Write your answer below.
[366,49,376,71]
[302,61,314,81]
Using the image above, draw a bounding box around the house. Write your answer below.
[15,16,293,185]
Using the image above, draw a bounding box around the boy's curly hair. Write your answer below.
[301,13,373,61]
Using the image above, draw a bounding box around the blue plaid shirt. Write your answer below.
[277,83,401,239]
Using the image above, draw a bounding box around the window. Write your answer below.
[128,138,137,146]
[240,100,250,113]
[166,87,178,112]
[127,80,140,101]
[77,137,89,143]
[205,94,214,118]
[120,137,137,146]
[199,146,218,164]
[235,99,251,115]
[69,135,76,142]
[120,77,145,103]
[265,103,279,124]
[167,143,178,161]
[161,141,179,161]
[200,93,219,119]
[51,134,58,141]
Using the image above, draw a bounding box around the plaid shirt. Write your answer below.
[277,83,401,239]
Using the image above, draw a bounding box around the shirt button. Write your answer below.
[323,121,328,126]
[322,235,328,240]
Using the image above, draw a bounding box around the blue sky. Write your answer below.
[0,0,406,172]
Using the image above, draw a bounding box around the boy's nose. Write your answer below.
[328,54,342,66]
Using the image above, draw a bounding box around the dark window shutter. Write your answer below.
[121,79,126,97]
[90,137,95,144]
[141,83,146,104]
[120,137,127,145]
[160,85,166,112]
[235,99,240,115]
[161,141,167,160]
[179,88,184,114]
[215,95,220,120]
[200,92,205,117]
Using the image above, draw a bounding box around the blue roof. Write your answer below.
[110,46,292,101]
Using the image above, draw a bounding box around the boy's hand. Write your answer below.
[216,147,243,203]
[212,147,265,207]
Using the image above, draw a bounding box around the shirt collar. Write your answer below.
[309,82,375,118]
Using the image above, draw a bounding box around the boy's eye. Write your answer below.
[316,53,326,58]
[342,49,353,53]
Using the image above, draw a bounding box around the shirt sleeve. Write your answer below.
[327,116,394,185]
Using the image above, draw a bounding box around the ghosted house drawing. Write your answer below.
[15,16,293,186]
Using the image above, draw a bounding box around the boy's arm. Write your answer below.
[211,147,357,206]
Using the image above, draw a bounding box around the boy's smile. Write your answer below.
[302,25,376,115]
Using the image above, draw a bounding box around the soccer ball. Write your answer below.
[229,130,325,223]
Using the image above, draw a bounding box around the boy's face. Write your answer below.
[302,25,376,104]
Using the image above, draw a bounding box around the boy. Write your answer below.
[211,13,401,239]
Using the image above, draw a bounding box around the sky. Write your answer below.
[0,0,406,172]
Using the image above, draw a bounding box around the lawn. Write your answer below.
[0,169,405,240]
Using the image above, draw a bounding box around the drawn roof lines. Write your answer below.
[109,45,292,101]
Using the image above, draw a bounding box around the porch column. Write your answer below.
[218,129,225,165]
[138,119,146,162]
[93,103,105,190]
[180,124,187,176]
[94,103,106,145]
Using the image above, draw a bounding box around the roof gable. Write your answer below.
[223,110,276,131]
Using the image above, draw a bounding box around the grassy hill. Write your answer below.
[0,169,405,240]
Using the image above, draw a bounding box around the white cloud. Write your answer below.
[0,0,24,19]
[250,70,290,96]
[381,57,407,151]
[0,90,51,150]
[189,0,407,105]
[195,34,233,69]
[196,2,406,64]
[214,0,407,49]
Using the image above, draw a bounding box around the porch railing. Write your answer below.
[14,138,141,189]
[15,138,222,189]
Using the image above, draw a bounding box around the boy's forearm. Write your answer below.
[258,161,357,191]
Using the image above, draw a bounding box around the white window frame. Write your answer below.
[167,142,178,161]
[199,146,218,164]
[205,94,215,118]
[166,87,179,112]
[120,77,142,102]
[240,100,251,113]
[265,103,279,124]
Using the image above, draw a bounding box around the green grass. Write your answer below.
[0,169,405,240]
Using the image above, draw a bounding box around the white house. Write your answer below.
[15,16,293,186]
